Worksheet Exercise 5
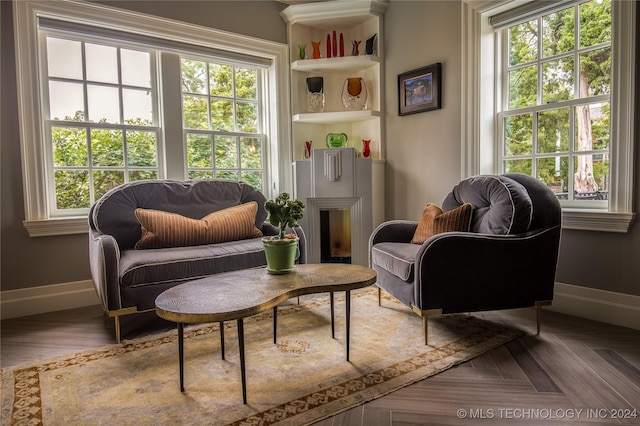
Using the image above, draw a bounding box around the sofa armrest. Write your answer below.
[413,226,560,312]
[88,228,122,311]
[290,226,307,264]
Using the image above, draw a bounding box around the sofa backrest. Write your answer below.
[89,179,268,250]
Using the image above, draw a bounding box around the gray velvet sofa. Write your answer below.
[88,179,307,342]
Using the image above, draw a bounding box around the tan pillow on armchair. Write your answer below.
[411,203,474,244]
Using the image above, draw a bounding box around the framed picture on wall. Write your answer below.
[398,62,442,116]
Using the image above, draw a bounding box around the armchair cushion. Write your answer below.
[134,202,263,249]
[443,175,532,235]
[371,242,421,282]
[411,203,474,244]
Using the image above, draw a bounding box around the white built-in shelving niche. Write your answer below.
[281,0,388,161]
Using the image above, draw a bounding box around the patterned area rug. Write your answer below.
[1,288,523,425]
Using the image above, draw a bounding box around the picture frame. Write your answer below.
[398,63,442,116]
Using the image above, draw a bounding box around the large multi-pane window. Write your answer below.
[45,36,159,213]
[499,0,611,205]
[181,59,264,190]
[39,29,270,217]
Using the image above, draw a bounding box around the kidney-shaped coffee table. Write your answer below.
[155,263,376,403]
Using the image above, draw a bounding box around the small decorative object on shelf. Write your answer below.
[312,41,321,59]
[306,77,324,113]
[365,34,377,55]
[304,140,312,159]
[298,44,306,60]
[342,77,368,110]
[352,40,361,56]
[340,33,344,57]
[326,132,348,148]
[332,31,338,57]
[362,139,371,158]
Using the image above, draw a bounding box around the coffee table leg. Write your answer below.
[330,291,335,338]
[220,321,225,360]
[237,318,247,404]
[178,322,185,392]
[346,290,351,362]
[273,306,277,343]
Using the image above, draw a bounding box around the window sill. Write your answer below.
[561,210,636,233]
[24,217,89,237]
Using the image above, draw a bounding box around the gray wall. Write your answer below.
[382,1,640,298]
[1,1,639,301]
[0,0,287,292]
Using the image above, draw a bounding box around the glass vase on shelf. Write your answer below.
[341,77,368,111]
[306,77,324,113]
[362,139,371,158]
[304,140,312,159]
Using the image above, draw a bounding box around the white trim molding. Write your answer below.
[550,282,640,331]
[461,0,636,233]
[2,279,638,332]
[0,280,98,319]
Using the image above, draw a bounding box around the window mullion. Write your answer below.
[537,17,543,108]
[159,52,185,180]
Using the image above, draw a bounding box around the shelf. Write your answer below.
[291,56,380,73]
[293,110,380,124]
[281,1,387,28]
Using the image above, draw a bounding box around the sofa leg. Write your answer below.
[535,300,552,335]
[108,307,138,343]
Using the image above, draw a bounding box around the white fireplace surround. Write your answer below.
[295,148,374,266]
[306,197,365,265]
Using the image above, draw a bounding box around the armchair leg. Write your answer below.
[412,306,443,345]
[107,307,138,343]
[535,301,552,335]
[422,316,428,345]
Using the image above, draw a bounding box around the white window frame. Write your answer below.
[461,0,636,232]
[13,0,291,237]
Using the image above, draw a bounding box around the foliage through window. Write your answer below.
[181,59,264,190]
[41,32,267,216]
[500,0,611,205]
[46,37,159,212]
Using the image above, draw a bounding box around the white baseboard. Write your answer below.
[550,282,640,331]
[1,280,639,331]
[1,280,99,320]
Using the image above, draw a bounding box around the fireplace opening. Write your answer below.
[319,209,351,264]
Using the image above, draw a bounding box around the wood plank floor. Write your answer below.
[2,303,639,425]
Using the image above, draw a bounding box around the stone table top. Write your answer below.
[155,263,377,324]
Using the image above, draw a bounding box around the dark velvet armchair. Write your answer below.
[369,174,561,344]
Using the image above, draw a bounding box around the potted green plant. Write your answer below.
[262,192,305,274]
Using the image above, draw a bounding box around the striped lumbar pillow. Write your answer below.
[411,202,474,244]
[134,201,263,249]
